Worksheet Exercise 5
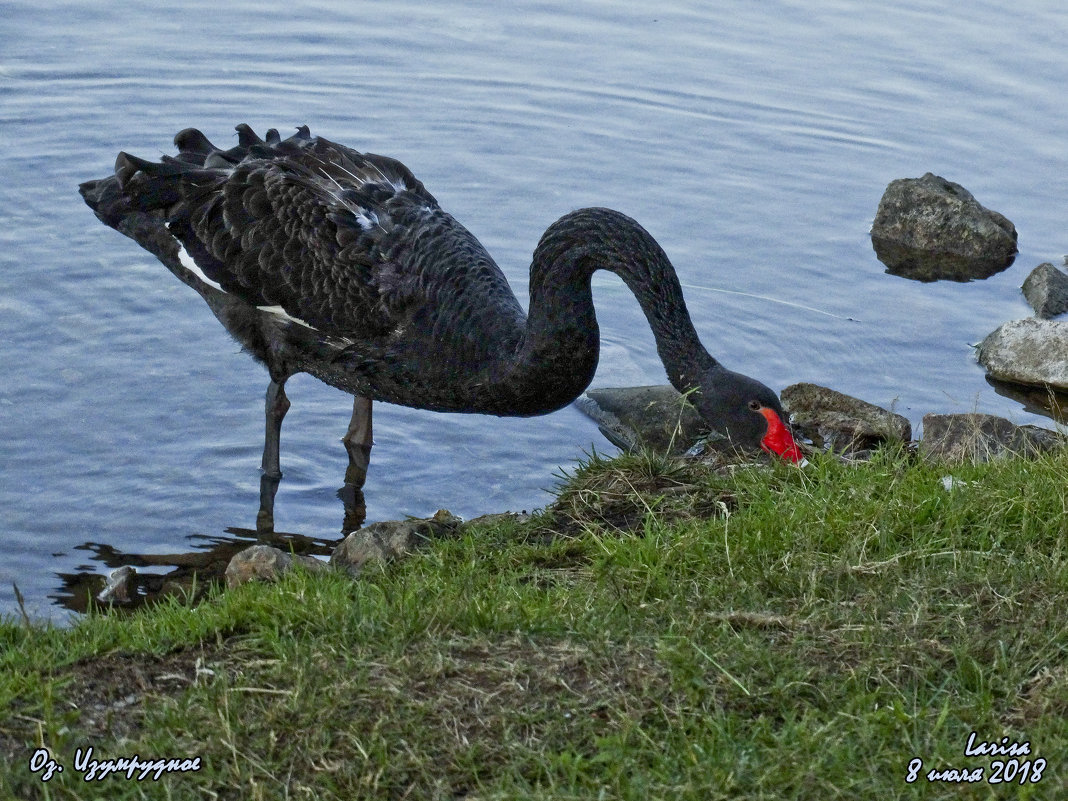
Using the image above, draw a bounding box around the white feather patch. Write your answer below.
[256,305,319,330]
[354,209,379,230]
[170,229,318,331]
[174,239,225,292]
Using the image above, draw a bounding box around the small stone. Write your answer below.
[330,511,462,576]
[96,565,137,605]
[1021,262,1068,318]
[225,544,328,589]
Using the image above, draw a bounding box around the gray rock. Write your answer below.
[920,413,1064,462]
[330,509,462,576]
[780,383,910,454]
[575,385,706,454]
[870,173,1017,281]
[977,318,1068,391]
[1021,262,1068,318]
[225,544,329,589]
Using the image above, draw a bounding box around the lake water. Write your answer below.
[2,0,1066,621]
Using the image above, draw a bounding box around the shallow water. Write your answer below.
[2,0,1066,621]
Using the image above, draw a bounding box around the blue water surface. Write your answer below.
[1,0,1066,620]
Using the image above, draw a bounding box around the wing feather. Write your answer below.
[92,125,526,367]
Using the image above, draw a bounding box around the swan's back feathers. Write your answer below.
[91,125,523,346]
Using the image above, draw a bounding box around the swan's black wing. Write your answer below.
[89,125,525,349]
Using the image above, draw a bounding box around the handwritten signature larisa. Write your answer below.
[907,732,1048,785]
[29,746,201,782]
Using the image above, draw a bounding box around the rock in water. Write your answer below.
[96,566,137,605]
[1021,262,1068,318]
[575,386,707,453]
[977,318,1068,391]
[871,173,1017,281]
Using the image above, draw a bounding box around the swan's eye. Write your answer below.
[748,400,762,412]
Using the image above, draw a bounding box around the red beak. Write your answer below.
[757,406,805,463]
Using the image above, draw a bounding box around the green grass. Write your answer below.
[2,446,1066,799]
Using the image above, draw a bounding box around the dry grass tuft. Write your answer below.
[545,451,736,535]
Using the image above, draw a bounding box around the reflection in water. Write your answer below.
[258,473,367,535]
[50,505,356,615]
[871,237,1016,283]
[45,462,368,617]
[337,483,369,536]
[985,377,1068,424]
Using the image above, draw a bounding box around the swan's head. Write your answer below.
[690,368,804,463]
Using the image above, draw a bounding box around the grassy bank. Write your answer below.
[1,447,1066,799]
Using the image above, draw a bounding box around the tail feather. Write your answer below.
[86,125,269,221]
[83,124,423,226]
[173,127,218,155]
[234,123,263,148]
[116,151,189,183]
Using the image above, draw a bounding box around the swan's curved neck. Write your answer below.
[503,207,718,413]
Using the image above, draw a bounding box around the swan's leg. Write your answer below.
[342,396,373,489]
[257,378,291,532]
[262,378,291,477]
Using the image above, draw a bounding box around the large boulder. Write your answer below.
[871,173,1017,281]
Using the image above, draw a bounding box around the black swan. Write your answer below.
[79,124,802,530]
